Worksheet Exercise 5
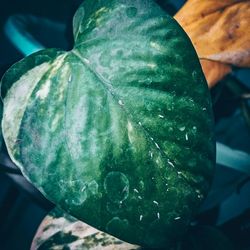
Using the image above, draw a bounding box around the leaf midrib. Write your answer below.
[70,49,196,191]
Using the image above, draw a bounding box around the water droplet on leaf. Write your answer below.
[118,100,124,106]
[126,7,137,18]
[104,171,130,203]
[68,74,72,82]
[178,126,185,131]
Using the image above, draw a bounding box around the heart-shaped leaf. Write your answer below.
[1,0,215,247]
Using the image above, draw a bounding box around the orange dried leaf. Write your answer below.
[200,59,232,88]
[175,0,250,67]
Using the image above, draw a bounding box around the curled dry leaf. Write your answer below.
[175,0,250,66]
[175,0,250,86]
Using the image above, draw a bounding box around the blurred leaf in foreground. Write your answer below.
[175,0,250,87]
[31,208,140,250]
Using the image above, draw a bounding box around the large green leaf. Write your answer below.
[1,0,215,247]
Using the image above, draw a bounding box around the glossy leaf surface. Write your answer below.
[1,0,215,247]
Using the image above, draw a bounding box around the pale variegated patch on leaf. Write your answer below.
[31,208,140,250]
[1,0,215,248]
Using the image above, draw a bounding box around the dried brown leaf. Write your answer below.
[175,0,250,67]
[200,59,232,88]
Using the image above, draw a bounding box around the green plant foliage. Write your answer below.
[1,0,215,247]
[216,142,250,175]
[181,225,234,250]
